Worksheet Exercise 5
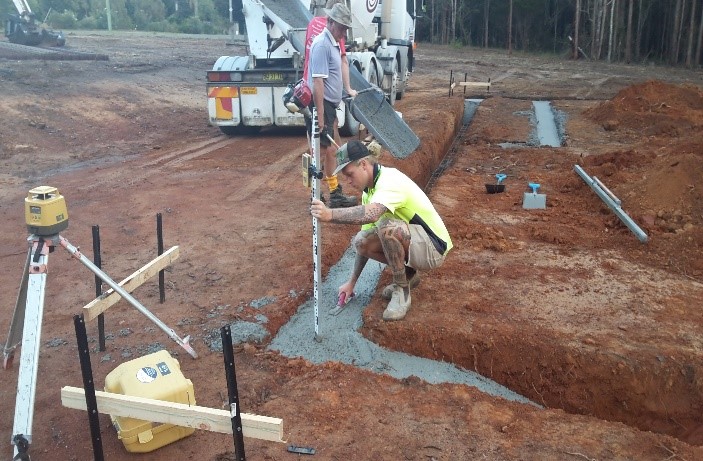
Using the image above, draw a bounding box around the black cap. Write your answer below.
[332,141,369,175]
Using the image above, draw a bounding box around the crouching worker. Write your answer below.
[309,140,453,320]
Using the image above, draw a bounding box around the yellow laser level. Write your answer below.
[24,186,69,236]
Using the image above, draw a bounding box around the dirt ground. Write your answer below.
[1,31,703,460]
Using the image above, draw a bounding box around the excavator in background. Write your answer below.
[206,0,418,136]
[4,0,65,46]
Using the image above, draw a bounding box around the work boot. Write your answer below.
[329,185,357,208]
[383,286,411,321]
[382,269,420,300]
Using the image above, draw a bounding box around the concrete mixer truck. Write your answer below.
[206,0,418,135]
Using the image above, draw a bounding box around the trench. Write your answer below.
[233,98,700,444]
[531,101,563,147]
[267,99,537,406]
[242,99,703,445]
[499,99,566,148]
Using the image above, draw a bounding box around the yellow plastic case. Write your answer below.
[104,350,196,453]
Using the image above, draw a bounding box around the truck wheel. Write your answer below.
[339,99,359,137]
[386,57,398,106]
[365,62,380,87]
[219,126,261,136]
[396,62,408,100]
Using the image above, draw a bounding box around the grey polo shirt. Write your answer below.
[307,28,343,105]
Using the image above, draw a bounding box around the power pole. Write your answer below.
[574,0,581,59]
[105,0,112,31]
[507,0,513,55]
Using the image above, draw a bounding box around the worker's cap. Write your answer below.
[333,140,369,175]
[325,3,352,28]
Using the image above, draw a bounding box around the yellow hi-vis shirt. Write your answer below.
[361,166,453,256]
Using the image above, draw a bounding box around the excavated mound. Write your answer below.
[581,81,703,275]
[584,80,703,135]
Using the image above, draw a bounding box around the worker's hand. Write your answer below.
[346,89,358,98]
[338,281,355,303]
[319,126,330,141]
[310,198,331,222]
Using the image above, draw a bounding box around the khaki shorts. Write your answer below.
[407,224,446,271]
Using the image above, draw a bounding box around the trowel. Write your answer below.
[486,173,507,194]
[329,292,354,316]
[523,182,547,209]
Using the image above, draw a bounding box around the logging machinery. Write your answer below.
[4,0,65,47]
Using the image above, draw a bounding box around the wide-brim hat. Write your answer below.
[333,140,369,175]
[324,3,352,28]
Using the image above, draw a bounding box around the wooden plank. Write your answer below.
[82,246,179,322]
[458,81,491,88]
[61,386,284,443]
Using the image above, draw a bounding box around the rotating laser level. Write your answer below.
[24,186,69,236]
[5,186,196,460]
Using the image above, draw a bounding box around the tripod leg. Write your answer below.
[12,238,50,459]
[4,245,32,369]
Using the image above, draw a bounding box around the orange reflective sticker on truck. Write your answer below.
[208,87,239,98]
[216,97,233,118]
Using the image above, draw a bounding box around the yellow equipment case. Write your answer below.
[104,350,196,453]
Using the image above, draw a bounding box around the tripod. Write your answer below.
[4,234,51,461]
[4,231,197,460]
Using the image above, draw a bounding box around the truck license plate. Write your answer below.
[240,87,257,95]
[263,72,284,81]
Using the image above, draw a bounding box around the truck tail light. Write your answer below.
[207,72,243,82]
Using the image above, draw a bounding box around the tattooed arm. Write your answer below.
[329,203,388,225]
[310,199,388,225]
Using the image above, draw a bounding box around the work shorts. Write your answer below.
[306,99,339,148]
[407,224,446,271]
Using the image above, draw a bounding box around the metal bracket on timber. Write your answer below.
[82,246,180,322]
[60,386,285,443]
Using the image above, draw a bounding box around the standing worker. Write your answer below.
[309,140,453,321]
[302,0,349,88]
[307,2,358,208]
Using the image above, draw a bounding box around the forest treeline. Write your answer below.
[3,0,702,67]
[420,0,703,67]
[1,0,230,34]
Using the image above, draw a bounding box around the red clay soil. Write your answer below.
[1,33,703,461]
